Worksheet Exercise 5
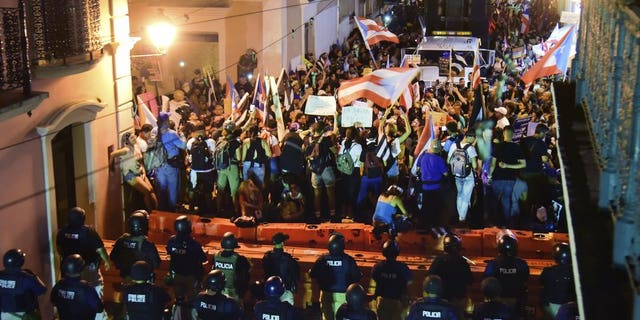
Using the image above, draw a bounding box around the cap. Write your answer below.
[272,232,290,244]
[494,107,508,115]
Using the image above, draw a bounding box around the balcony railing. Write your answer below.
[0,0,103,95]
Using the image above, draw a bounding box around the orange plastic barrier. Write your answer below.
[455,228,483,257]
[203,217,257,242]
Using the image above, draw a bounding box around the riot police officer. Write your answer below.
[110,210,161,280]
[262,232,300,305]
[254,276,303,319]
[123,260,171,320]
[310,233,363,320]
[51,254,104,319]
[211,232,251,301]
[471,277,515,320]
[540,242,575,319]
[55,207,111,294]
[371,240,412,320]
[335,283,377,320]
[0,249,46,319]
[406,275,459,320]
[192,270,243,320]
[428,233,472,318]
[483,234,530,317]
[166,215,208,305]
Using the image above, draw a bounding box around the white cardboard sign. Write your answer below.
[342,106,373,127]
[305,95,337,116]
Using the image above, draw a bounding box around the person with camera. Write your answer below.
[156,112,186,212]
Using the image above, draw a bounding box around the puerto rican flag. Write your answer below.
[397,56,415,111]
[338,68,420,108]
[521,25,575,85]
[226,74,239,111]
[520,4,530,35]
[252,73,268,125]
[354,16,399,50]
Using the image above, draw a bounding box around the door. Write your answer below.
[52,125,77,228]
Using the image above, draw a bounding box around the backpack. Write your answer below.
[190,136,213,170]
[364,151,384,178]
[450,142,472,178]
[306,137,329,174]
[336,143,355,175]
[213,138,237,170]
[246,138,267,166]
[144,138,167,171]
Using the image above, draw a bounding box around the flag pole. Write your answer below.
[368,48,379,70]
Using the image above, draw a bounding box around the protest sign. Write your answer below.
[305,95,337,116]
[512,116,533,142]
[431,112,448,127]
[342,105,373,127]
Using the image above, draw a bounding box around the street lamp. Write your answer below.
[147,22,176,55]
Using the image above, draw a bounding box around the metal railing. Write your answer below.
[0,1,30,94]
[573,0,640,310]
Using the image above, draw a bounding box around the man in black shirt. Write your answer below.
[371,240,412,320]
[428,234,472,318]
[192,270,243,320]
[489,126,526,227]
[540,243,575,319]
[262,232,300,305]
[123,261,171,320]
[519,123,551,210]
[472,277,515,320]
[407,275,459,320]
[51,255,103,320]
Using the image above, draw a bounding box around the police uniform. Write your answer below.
[309,250,363,320]
[110,233,161,279]
[371,259,412,320]
[540,262,575,318]
[428,252,473,315]
[211,250,251,301]
[51,277,103,320]
[123,282,171,320]
[555,301,579,320]
[406,297,459,320]
[0,269,46,319]
[262,233,300,305]
[483,255,530,315]
[254,297,302,320]
[166,233,208,300]
[192,291,243,320]
[471,300,515,320]
[335,303,377,320]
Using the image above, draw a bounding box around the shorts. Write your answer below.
[124,171,141,185]
[311,166,336,189]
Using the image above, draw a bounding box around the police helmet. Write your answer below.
[221,232,240,250]
[68,207,86,227]
[382,240,400,260]
[204,270,226,291]
[498,234,518,257]
[128,210,149,236]
[328,234,345,255]
[443,233,462,254]
[264,276,285,298]
[553,242,571,265]
[62,254,85,277]
[423,275,443,296]
[174,215,192,235]
[130,261,152,281]
[3,249,25,269]
[346,283,367,308]
[481,277,502,299]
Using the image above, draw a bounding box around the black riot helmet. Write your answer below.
[3,249,25,270]
[221,232,240,250]
[128,210,149,236]
[62,254,85,277]
[205,270,226,291]
[346,283,367,309]
[67,207,86,227]
[553,242,571,265]
[498,235,518,257]
[382,240,400,260]
[328,234,345,255]
[130,261,152,282]
[174,215,192,236]
[264,276,285,298]
[423,275,443,296]
[443,233,462,254]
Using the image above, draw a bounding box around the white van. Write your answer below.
[404,36,482,85]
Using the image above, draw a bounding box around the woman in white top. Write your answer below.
[110,131,158,210]
[339,127,363,220]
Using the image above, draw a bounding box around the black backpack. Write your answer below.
[306,137,329,174]
[364,151,384,178]
[214,138,238,170]
[190,136,213,170]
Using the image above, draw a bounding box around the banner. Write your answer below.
[512,116,533,142]
[342,106,373,127]
[438,52,451,77]
[305,95,337,116]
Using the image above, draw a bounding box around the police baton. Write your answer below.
[462,255,476,265]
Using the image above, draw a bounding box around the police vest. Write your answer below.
[373,260,407,300]
[125,284,156,317]
[414,299,453,319]
[0,271,38,312]
[52,279,94,320]
[167,236,203,276]
[254,299,294,320]
[196,293,239,320]
[214,252,238,290]
[57,226,98,265]
[494,257,526,297]
[264,250,297,291]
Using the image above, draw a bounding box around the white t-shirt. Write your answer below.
[496,117,510,129]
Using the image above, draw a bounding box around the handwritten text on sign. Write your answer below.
[305,95,337,116]
[342,106,373,127]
